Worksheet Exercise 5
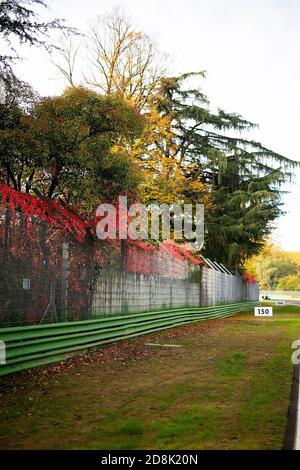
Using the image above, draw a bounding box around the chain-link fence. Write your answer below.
[0,205,100,327]
[0,200,258,328]
[124,242,194,279]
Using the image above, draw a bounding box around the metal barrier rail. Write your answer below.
[0,301,258,377]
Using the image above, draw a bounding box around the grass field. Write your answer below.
[0,304,300,450]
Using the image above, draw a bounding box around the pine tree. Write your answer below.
[152,72,299,268]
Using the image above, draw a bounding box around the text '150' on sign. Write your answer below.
[254,307,273,317]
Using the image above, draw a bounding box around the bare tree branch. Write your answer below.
[52,8,168,111]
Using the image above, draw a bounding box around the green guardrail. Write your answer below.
[0,301,258,377]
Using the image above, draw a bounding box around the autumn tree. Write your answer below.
[52,9,186,205]
[245,243,300,289]
[54,8,167,112]
[51,12,299,266]
[0,87,144,208]
[277,275,300,291]
[145,73,299,267]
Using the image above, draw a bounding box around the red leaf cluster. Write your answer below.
[163,240,202,265]
[242,272,257,284]
[0,184,89,242]
[125,239,202,277]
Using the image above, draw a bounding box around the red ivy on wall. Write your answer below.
[163,240,202,265]
[125,239,202,277]
[0,184,89,242]
[0,184,203,269]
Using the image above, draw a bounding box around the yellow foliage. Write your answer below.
[244,242,300,290]
[114,97,213,208]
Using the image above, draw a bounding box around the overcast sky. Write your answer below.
[14,0,300,250]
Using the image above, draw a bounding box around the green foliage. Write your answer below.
[245,243,300,289]
[257,256,298,290]
[188,266,203,283]
[151,73,299,267]
[276,275,300,291]
[0,86,144,208]
[205,170,284,266]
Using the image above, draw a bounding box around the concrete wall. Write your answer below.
[201,267,258,306]
[92,267,259,316]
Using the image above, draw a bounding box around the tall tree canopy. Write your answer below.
[142,73,299,267]
[2,5,298,269]
[0,86,144,209]
[54,8,167,111]
[246,243,300,290]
